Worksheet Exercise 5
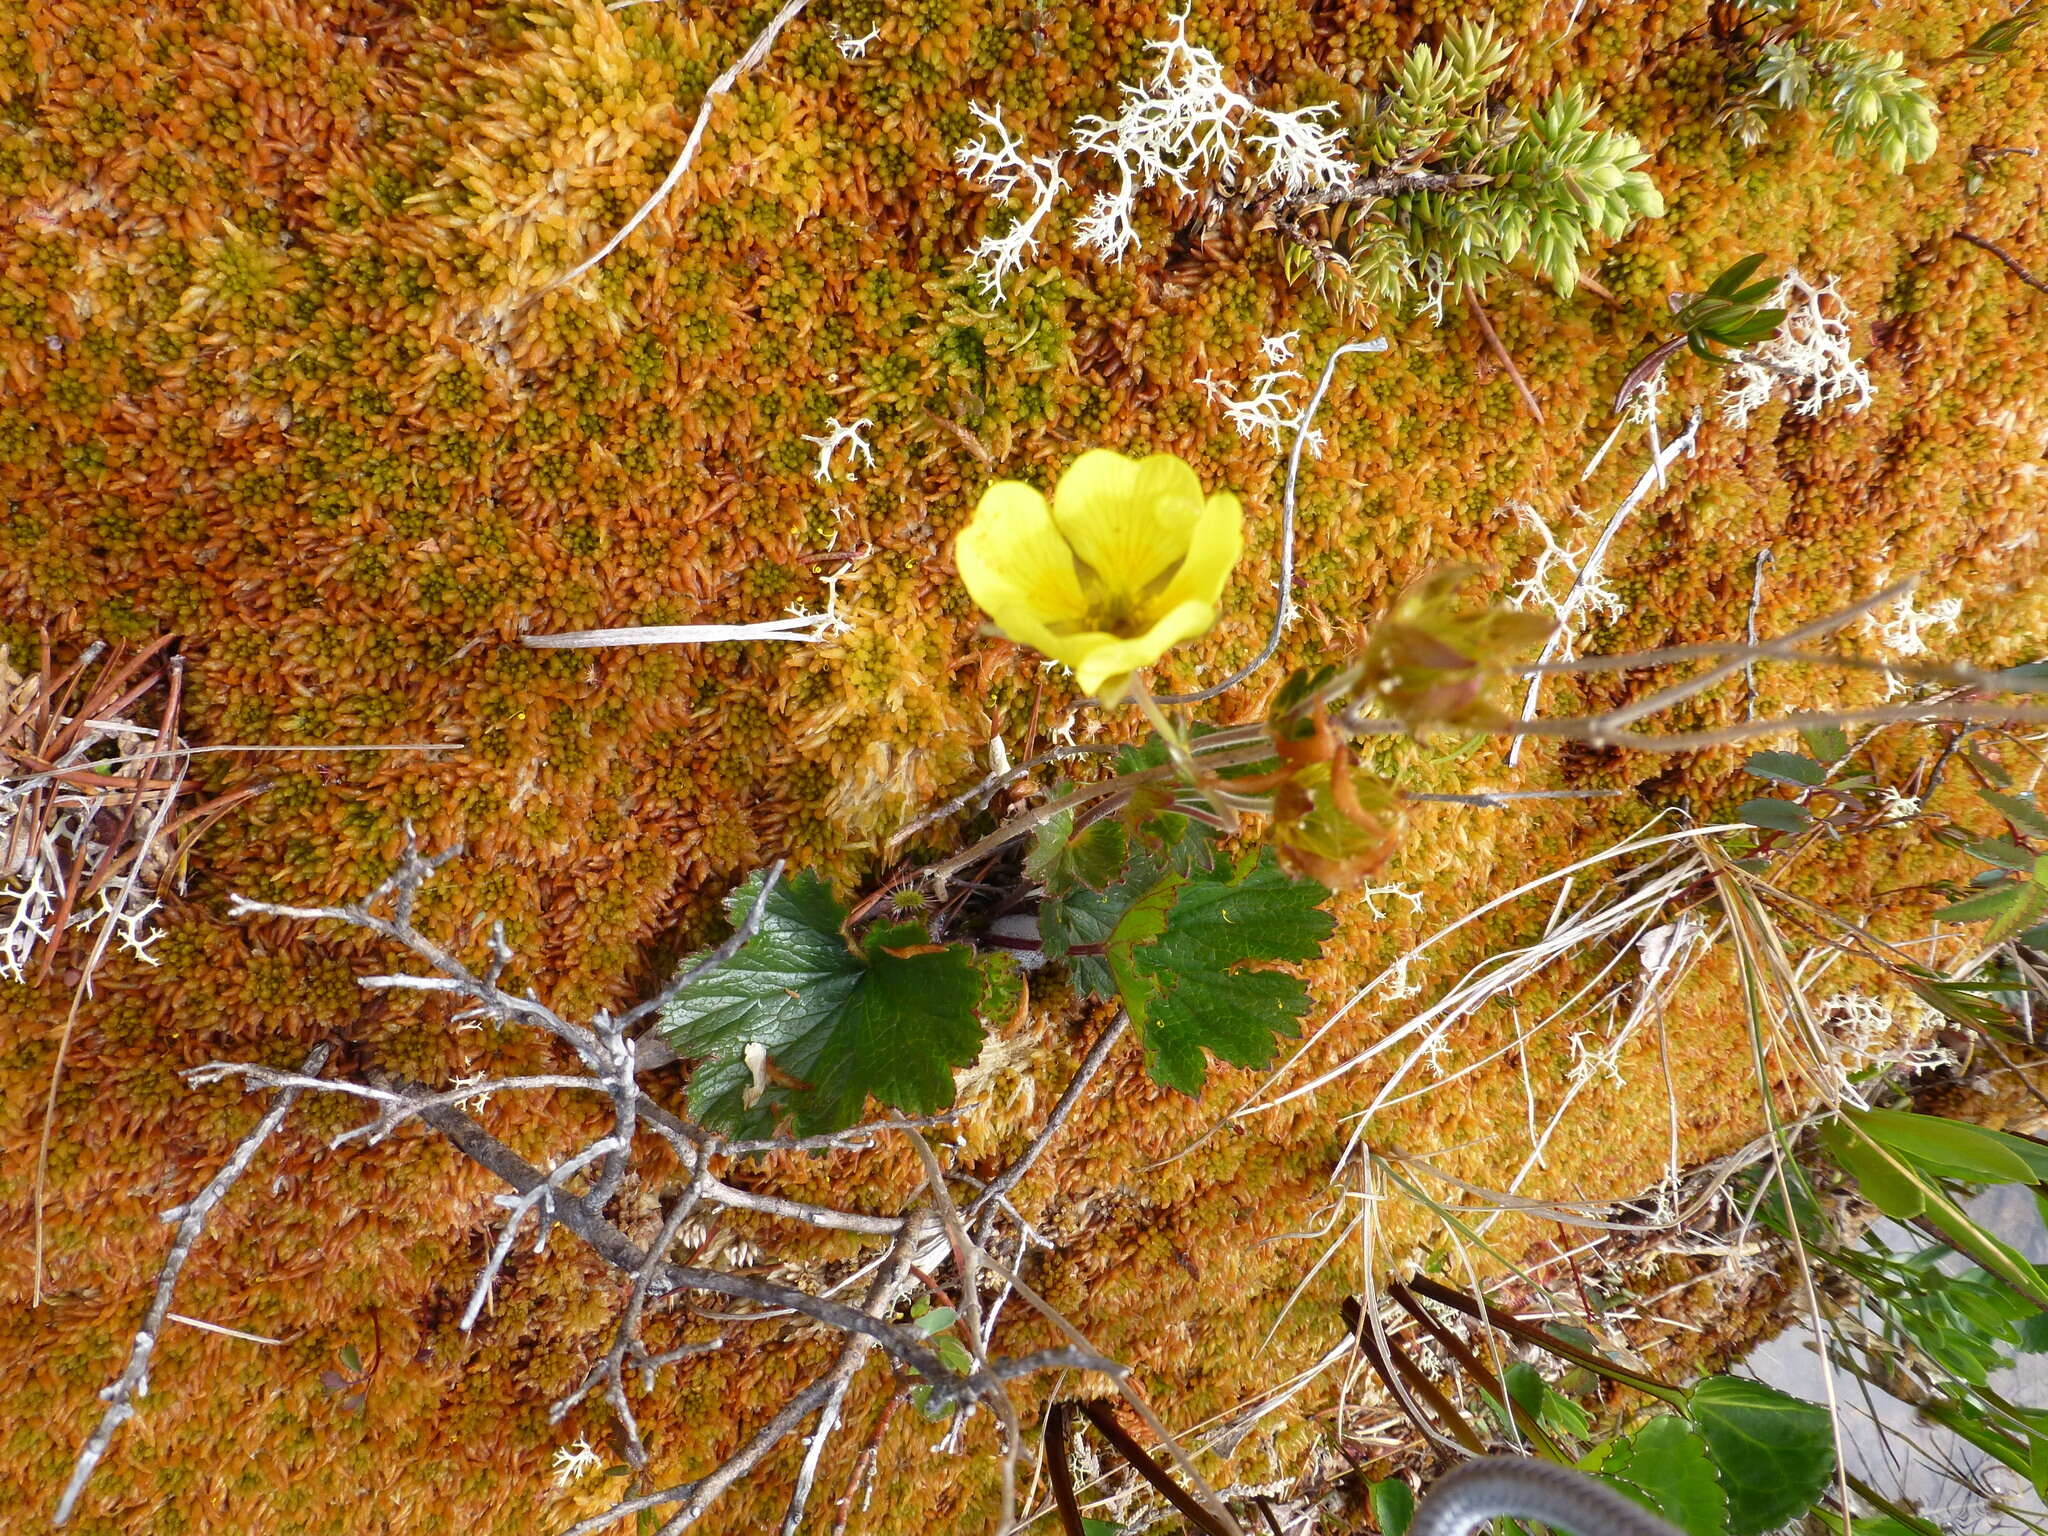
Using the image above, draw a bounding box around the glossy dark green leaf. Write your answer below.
[1105,851,1333,1095]
[1599,1415,1727,1536]
[661,871,989,1136]
[1369,1478,1415,1536]
[1026,809,1129,895]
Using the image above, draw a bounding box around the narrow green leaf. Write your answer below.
[1738,798,1810,833]
[1966,837,2036,871]
[1745,751,1826,786]
[339,1344,362,1376]
[1849,1108,2041,1186]
[661,871,988,1136]
[1989,883,2048,946]
[1686,1375,1834,1535]
[1817,1121,1925,1219]
[1990,794,2048,843]
[1935,882,2023,924]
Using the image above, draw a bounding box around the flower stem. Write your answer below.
[1128,676,1240,834]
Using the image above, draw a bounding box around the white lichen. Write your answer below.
[953,104,1067,298]
[1721,271,1873,429]
[830,23,879,59]
[800,416,875,483]
[551,1435,602,1487]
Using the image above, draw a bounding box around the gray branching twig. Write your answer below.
[55,1044,331,1528]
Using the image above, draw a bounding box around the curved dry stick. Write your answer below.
[1154,339,1390,706]
[535,0,813,302]
[55,1045,331,1527]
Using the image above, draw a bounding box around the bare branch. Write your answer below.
[618,858,786,1031]
[1154,339,1389,706]
[1956,229,2048,295]
[970,1013,1130,1222]
[55,1045,330,1527]
[536,0,812,301]
[461,1137,623,1332]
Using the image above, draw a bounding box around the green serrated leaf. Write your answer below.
[1745,751,1826,785]
[1967,837,2036,871]
[660,871,987,1136]
[1686,1375,1834,1535]
[1025,809,1128,895]
[1990,883,2048,945]
[1934,882,2024,924]
[1599,1416,1727,1536]
[1986,789,2048,840]
[1739,798,1810,833]
[1105,851,1334,1095]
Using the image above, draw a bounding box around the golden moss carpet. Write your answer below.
[3,0,2046,1530]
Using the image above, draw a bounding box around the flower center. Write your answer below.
[1070,556,1179,639]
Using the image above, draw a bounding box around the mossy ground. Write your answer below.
[2,0,2046,1530]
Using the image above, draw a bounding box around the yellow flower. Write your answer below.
[953,449,1243,703]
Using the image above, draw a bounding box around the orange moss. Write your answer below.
[2,0,2047,1529]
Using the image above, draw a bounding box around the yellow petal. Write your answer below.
[1149,490,1243,618]
[1058,598,1219,700]
[1048,449,1206,599]
[954,480,1088,655]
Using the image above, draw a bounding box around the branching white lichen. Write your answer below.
[801,415,875,483]
[551,1436,603,1488]
[1243,103,1355,196]
[1722,271,1873,429]
[830,23,878,59]
[954,104,1067,298]
[958,12,1377,280]
[1507,501,1625,641]
[1069,11,1252,260]
[1867,587,1962,659]
[1196,365,1323,455]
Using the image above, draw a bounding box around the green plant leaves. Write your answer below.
[1738,797,1810,833]
[1745,750,1826,786]
[1596,1415,1727,1536]
[1104,850,1334,1095]
[1026,808,1128,895]
[1367,1477,1415,1536]
[1685,1376,1834,1535]
[1934,862,2048,945]
[660,871,992,1136]
[1984,789,2048,840]
[1848,1107,2044,1185]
